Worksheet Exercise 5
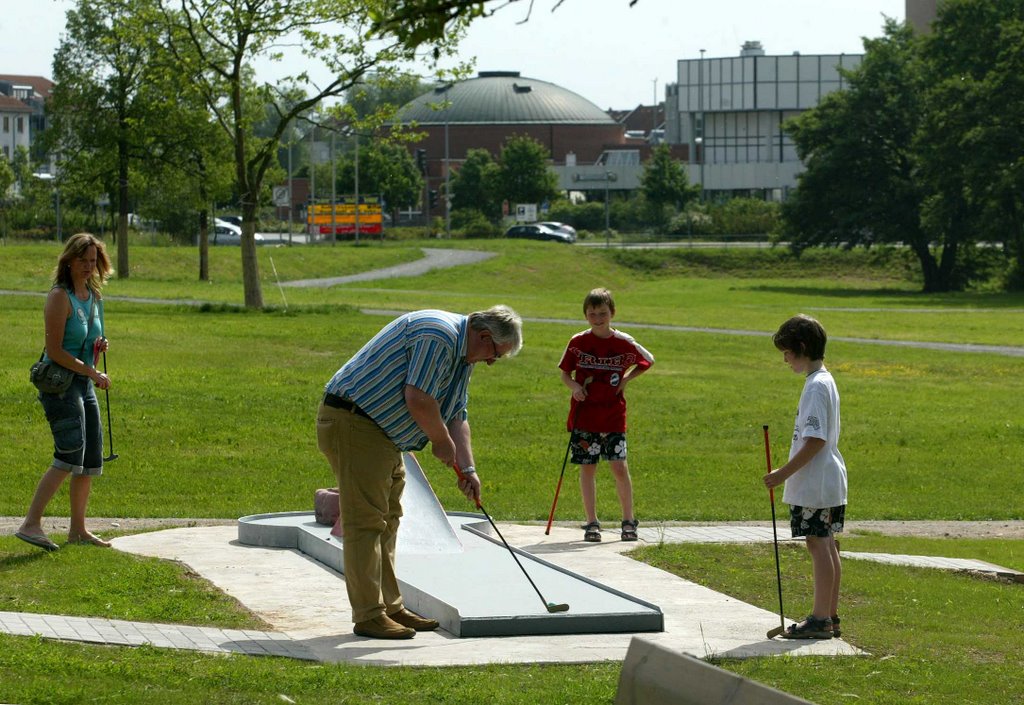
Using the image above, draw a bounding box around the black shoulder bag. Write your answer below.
[30,295,96,395]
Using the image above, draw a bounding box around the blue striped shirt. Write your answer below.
[325,311,472,451]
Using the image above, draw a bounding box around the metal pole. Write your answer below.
[354,131,360,244]
[330,130,336,245]
[310,125,316,242]
[604,173,610,248]
[444,103,451,239]
[287,138,293,245]
[652,78,657,135]
[699,49,706,203]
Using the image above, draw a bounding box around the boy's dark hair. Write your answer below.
[583,287,615,315]
[773,314,827,360]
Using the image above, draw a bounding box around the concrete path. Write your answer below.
[281,248,497,288]
[2,522,1020,664]
[104,524,864,665]
[0,610,318,660]
[842,552,1023,582]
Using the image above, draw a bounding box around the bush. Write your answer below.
[667,198,779,238]
[713,197,780,235]
[545,201,607,231]
[450,208,502,239]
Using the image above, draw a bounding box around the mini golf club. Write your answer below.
[97,342,118,462]
[544,377,591,535]
[455,464,570,613]
[763,425,786,639]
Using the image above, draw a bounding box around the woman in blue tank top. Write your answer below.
[16,233,114,552]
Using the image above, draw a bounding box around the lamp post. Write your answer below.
[603,171,618,248]
[571,170,617,246]
[353,130,360,244]
[330,129,337,245]
[652,78,658,136]
[287,136,293,245]
[698,49,706,203]
[696,136,704,203]
[439,82,453,239]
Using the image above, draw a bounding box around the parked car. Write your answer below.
[538,221,578,242]
[504,223,575,244]
[210,220,264,246]
[218,215,243,227]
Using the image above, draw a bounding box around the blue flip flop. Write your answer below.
[15,531,60,552]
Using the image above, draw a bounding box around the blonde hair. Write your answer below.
[53,233,112,295]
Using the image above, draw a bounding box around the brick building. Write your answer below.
[394,71,626,183]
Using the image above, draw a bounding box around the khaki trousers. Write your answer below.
[316,401,406,623]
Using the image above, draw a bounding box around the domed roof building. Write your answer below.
[399,71,616,127]
[395,71,625,176]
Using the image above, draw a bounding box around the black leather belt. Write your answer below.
[323,393,372,420]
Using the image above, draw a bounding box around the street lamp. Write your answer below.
[437,82,453,239]
[698,48,706,203]
[695,136,704,203]
[571,170,617,246]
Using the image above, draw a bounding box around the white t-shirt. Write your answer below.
[782,367,848,509]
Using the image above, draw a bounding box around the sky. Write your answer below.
[1,0,905,110]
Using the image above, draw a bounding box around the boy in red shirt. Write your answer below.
[558,288,654,542]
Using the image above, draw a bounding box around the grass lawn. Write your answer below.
[1,239,1022,704]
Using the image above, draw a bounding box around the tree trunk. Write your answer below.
[937,237,960,292]
[117,127,130,279]
[240,197,263,309]
[198,209,209,281]
[909,237,943,292]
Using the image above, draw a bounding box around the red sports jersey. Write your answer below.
[558,329,654,433]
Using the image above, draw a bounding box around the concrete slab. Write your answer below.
[239,510,663,637]
[238,452,662,637]
[843,551,1024,581]
[112,524,863,665]
[616,637,816,705]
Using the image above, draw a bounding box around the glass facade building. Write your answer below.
[666,47,862,198]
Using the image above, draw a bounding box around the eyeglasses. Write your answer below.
[487,336,504,361]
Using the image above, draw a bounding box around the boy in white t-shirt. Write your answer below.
[764,314,847,640]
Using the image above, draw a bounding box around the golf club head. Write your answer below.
[104,453,119,462]
[767,625,785,639]
[546,603,570,613]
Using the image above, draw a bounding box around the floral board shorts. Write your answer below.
[570,430,627,465]
[790,504,846,538]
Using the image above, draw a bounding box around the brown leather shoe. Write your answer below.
[388,608,439,632]
[353,615,415,639]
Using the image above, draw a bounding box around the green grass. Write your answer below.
[631,537,1024,705]
[2,239,1023,704]
[2,294,1021,521]
[0,636,621,705]
[0,533,264,627]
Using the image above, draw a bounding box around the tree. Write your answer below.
[496,135,558,208]
[160,0,486,308]
[49,0,166,277]
[0,157,13,240]
[917,0,1024,289]
[337,141,422,219]
[450,148,501,218]
[640,144,698,230]
[782,21,955,290]
[345,73,432,122]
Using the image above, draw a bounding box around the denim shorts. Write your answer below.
[570,430,627,465]
[38,375,104,476]
[790,504,845,538]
